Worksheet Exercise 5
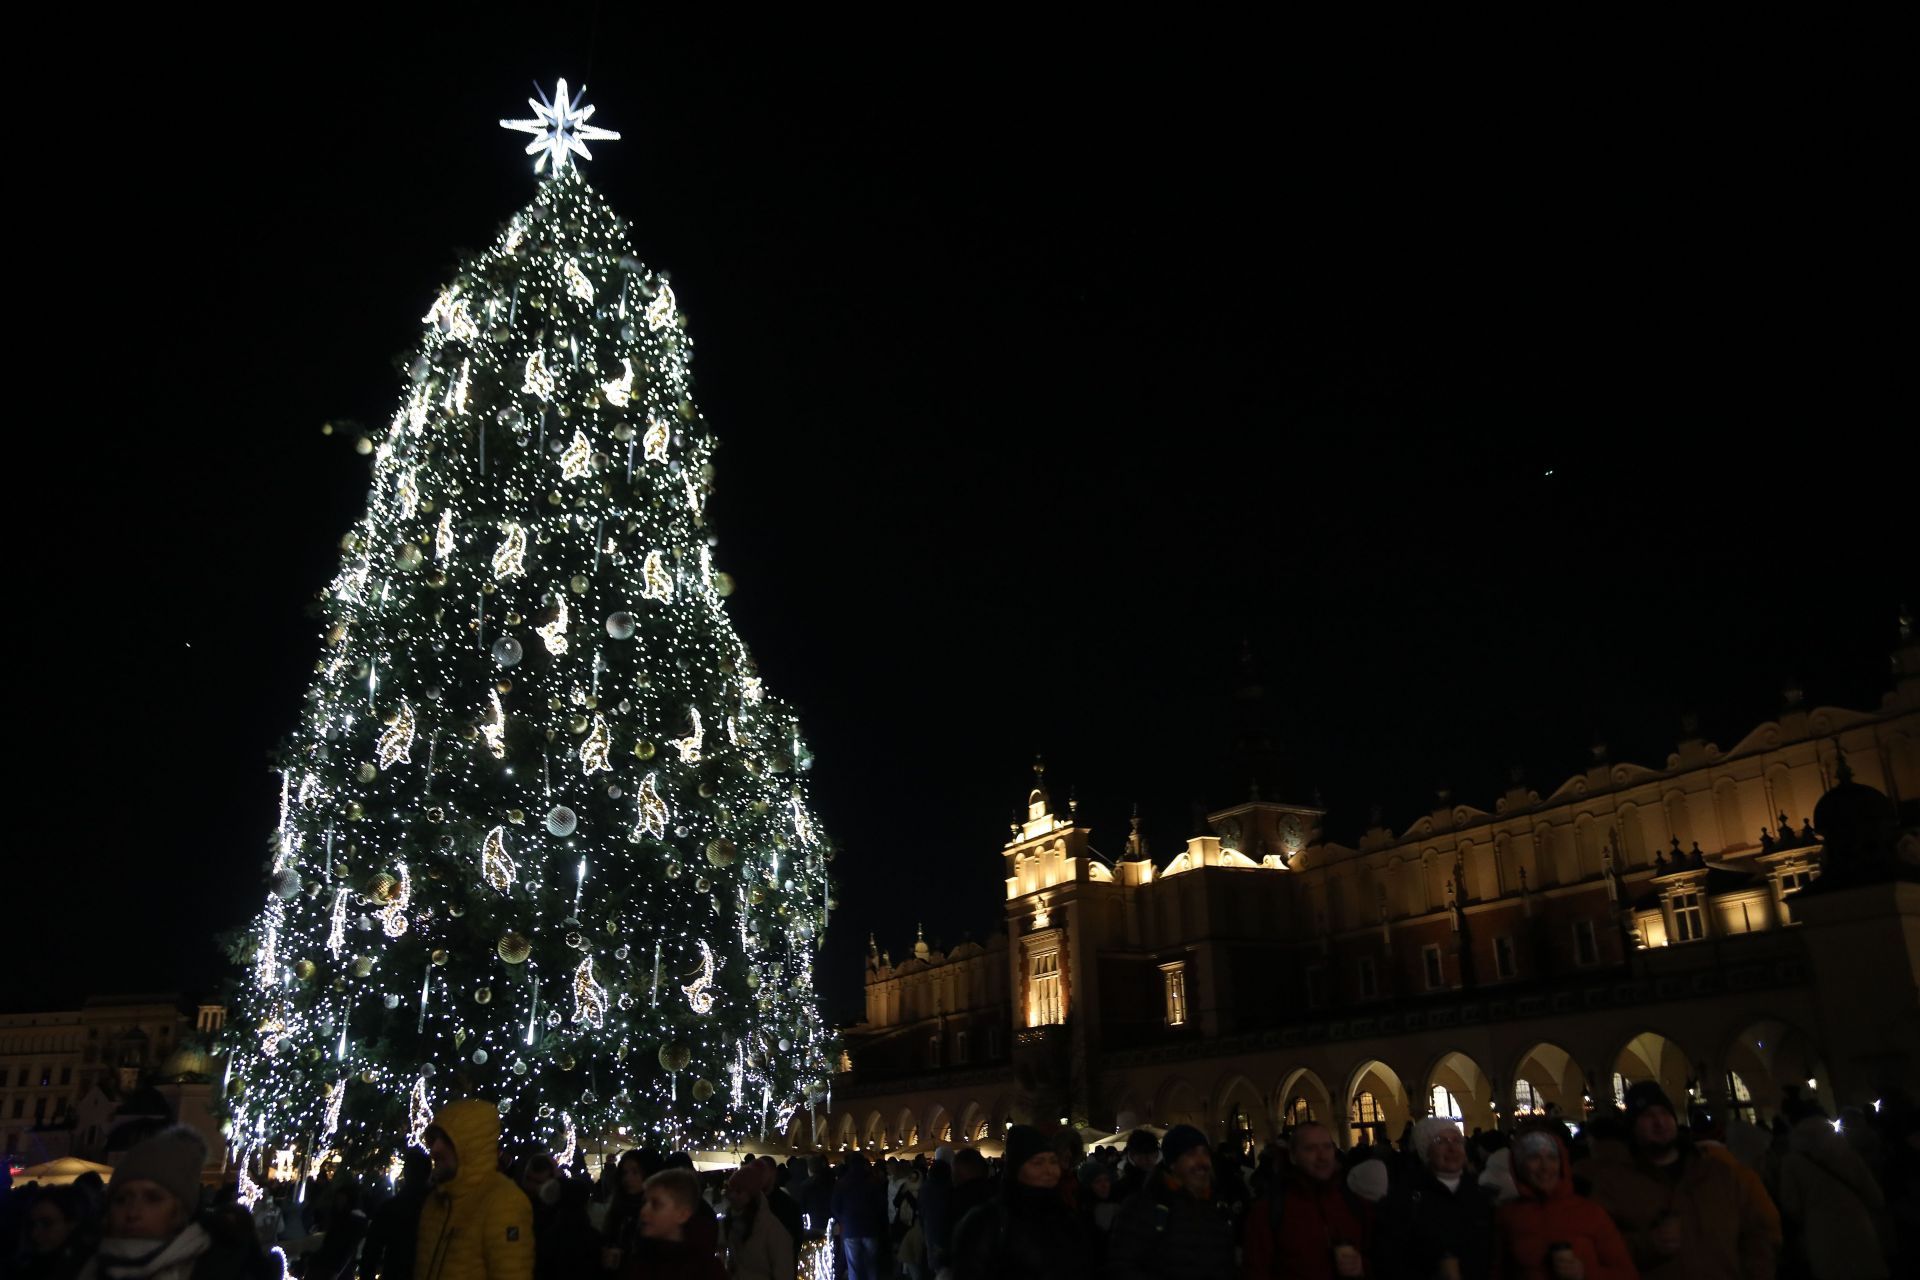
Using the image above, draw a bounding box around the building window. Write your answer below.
[38,1067,50,1087]
[928,1035,941,1068]
[1358,957,1378,1000]
[955,1030,969,1065]
[1429,1085,1463,1120]
[1286,1095,1314,1127]
[12,1068,22,1087]
[1161,962,1188,1026]
[1612,1072,1631,1109]
[1350,1091,1384,1142]
[1573,919,1599,966]
[1727,1071,1755,1122]
[1306,965,1329,1009]
[1422,945,1445,990]
[1515,1079,1546,1116]
[1027,949,1063,1027]
[1671,892,1706,943]
[1780,869,1814,896]
[1493,936,1517,980]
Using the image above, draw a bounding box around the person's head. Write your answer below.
[521,1150,559,1204]
[425,1126,459,1182]
[1290,1122,1340,1183]
[1346,1158,1390,1203]
[399,1148,432,1192]
[952,1147,987,1186]
[1160,1125,1213,1198]
[1003,1125,1060,1190]
[108,1126,207,1240]
[639,1168,702,1241]
[1124,1129,1160,1170]
[1414,1117,1468,1176]
[616,1150,649,1197]
[725,1167,758,1210]
[754,1156,780,1189]
[29,1187,87,1255]
[1514,1130,1561,1195]
[1624,1082,1679,1158]
[1075,1160,1112,1201]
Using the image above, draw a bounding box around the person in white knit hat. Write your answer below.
[1373,1116,1494,1280]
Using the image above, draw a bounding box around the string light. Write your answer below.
[407,1076,433,1149]
[682,940,719,1015]
[537,596,571,654]
[632,772,668,840]
[672,707,704,764]
[580,714,611,775]
[326,891,347,959]
[376,701,416,768]
[482,689,508,758]
[493,523,528,578]
[571,956,607,1028]
[559,430,592,480]
[446,358,472,413]
[563,258,594,302]
[523,350,556,400]
[435,510,455,561]
[641,549,672,601]
[645,283,677,331]
[481,826,518,893]
[643,415,670,463]
[380,863,411,938]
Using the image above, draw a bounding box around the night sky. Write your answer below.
[16,14,1911,1020]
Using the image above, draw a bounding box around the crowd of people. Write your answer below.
[3,1082,1912,1280]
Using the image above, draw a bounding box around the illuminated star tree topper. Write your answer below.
[500,78,621,174]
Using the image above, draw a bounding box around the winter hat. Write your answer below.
[1075,1159,1108,1189]
[1346,1158,1390,1203]
[1123,1128,1161,1157]
[1002,1124,1049,1175]
[1622,1081,1675,1126]
[1159,1124,1208,1169]
[1412,1117,1463,1166]
[932,1145,954,1165]
[114,1125,208,1221]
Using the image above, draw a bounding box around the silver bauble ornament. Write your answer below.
[546,805,578,837]
[605,611,635,639]
[492,636,524,667]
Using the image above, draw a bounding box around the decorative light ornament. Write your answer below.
[643,415,670,463]
[493,523,528,578]
[632,772,668,840]
[422,289,458,331]
[380,863,412,937]
[556,1112,577,1170]
[499,78,621,175]
[481,826,517,893]
[326,891,347,959]
[236,1155,264,1209]
[435,510,455,562]
[446,358,472,413]
[523,350,556,401]
[603,359,634,408]
[482,689,508,759]
[682,939,719,1015]
[396,467,420,520]
[563,258,594,302]
[580,714,612,775]
[407,1076,433,1149]
[559,430,593,480]
[537,596,571,655]
[571,956,607,1028]
[645,283,677,332]
[376,701,416,768]
[320,1078,346,1145]
[641,550,672,602]
[672,707,704,764]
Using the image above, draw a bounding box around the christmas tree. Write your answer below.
[223,81,837,1184]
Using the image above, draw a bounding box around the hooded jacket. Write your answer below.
[413,1100,536,1280]
[1580,1133,1773,1280]
[1777,1116,1890,1280]
[1493,1136,1636,1280]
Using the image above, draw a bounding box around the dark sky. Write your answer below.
[15,13,1912,1020]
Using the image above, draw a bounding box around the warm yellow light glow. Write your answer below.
[377,701,416,768]
[559,430,593,480]
[580,714,611,775]
[482,689,508,759]
[538,597,571,655]
[672,707,704,763]
[641,549,672,601]
[645,283,676,331]
[563,258,594,302]
[572,956,607,1028]
[481,826,517,893]
[493,523,527,578]
[632,772,668,840]
[643,415,670,463]
[523,350,556,400]
[682,940,718,1015]
[603,358,634,407]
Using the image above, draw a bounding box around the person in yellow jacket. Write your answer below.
[414,1099,536,1280]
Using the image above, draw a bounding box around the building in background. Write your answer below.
[815,632,1919,1154]
[1,997,226,1174]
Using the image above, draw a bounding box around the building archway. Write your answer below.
[1153,1076,1206,1129]
[1611,1030,1694,1113]
[894,1107,920,1150]
[1211,1073,1270,1151]
[833,1112,856,1150]
[784,1109,813,1151]
[1344,1060,1410,1148]
[1509,1041,1585,1119]
[1112,1094,1149,1134]
[1424,1050,1497,1133]
[957,1100,988,1145]
[861,1111,887,1150]
[1722,1017,1833,1121]
[1274,1068,1334,1136]
[921,1104,954,1148]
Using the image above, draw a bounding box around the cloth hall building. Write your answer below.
[804,640,1920,1155]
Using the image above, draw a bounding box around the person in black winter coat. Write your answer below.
[360,1150,432,1280]
[1374,1117,1494,1280]
[1105,1124,1236,1280]
[949,1126,1089,1280]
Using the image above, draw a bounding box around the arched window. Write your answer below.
[1286,1095,1314,1127]
[1612,1072,1631,1109]
[1429,1085,1463,1120]
[1350,1091,1384,1141]
[1726,1071,1755,1122]
[1515,1079,1546,1116]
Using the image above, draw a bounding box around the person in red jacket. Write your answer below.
[1241,1121,1371,1279]
[1494,1129,1636,1280]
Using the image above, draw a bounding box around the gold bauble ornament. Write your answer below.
[351,956,374,977]
[583,693,598,709]
[664,861,682,880]
[705,838,737,867]
[326,621,349,645]
[713,572,735,597]
[431,949,449,966]
[497,932,531,964]
[427,569,448,589]
[691,1078,715,1102]
[568,713,590,734]
[547,490,564,506]
[306,1046,323,1062]
[356,762,377,782]
[748,886,766,905]
[633,739,656,761]
[294,959,316,981]
[367,873,397,902]
[506,611,523,626]
[474,987,492,1005]
[507,809,526,824]
[557,1052,576,1071]
[744,969,762,989]
[570,575,589,594]
[695,876,710,892]
[345,802,365,820]
[658,1040,692,1072]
